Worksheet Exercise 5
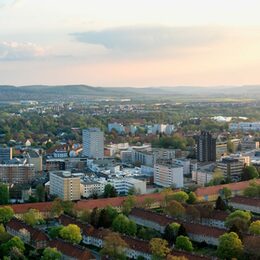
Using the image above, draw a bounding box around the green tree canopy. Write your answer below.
[175,236,193,252]
[164,222,180,244]
[23,208,44,226]
[0,206,14,224]
[41,247,62,260]
[167,191,189,203]
[0,236,25,256]
[122,195,136,215]
[225,210,251,232]
[149,238,170,259]
[249,220,260,235]
[165,200,186,218]
[187,192,197,204]
[59,224,82,244]
[0,183,9,205]
[241,166,259,181]
[112,214,137,236]
[217,232,243,259]
[244,181,260,198]
[104,184,118,198]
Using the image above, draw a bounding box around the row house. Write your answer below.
[229,196,260,214]
[129,208,226,246]
[6,218,49,249]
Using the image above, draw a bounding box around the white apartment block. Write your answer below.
[49,171,81,201]
[82,128,104,159]
[108,177,147,195]
[229,122,260,131]
[154,160,184,188]
[192,170,213,186]
[81,179,106,198]
[173,159,191,175]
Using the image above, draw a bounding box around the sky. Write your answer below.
[0,0,260,87]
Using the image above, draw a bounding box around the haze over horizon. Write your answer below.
[1,0,260,87]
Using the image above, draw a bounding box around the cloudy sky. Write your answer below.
[1,0,260,87]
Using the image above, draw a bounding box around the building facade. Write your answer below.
[196,131,216,162]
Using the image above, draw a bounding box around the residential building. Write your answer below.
[82,128,104,159]
[173,158,191,175]
[154,160,184,188]
[229,196,260,214]
[26,149,42,172]
[0,147,12,163]
[217,157,244,181]
[195,131,216,162]
[0,163,35,184]
[216,142,227,159]
[240,135,259,151]
[81,179,106,198]
[108,122,125,134]
[49,171,81,201]
[6,218,49,249]
[229,122,260,131]
[132,149,154,167]
[195,179,260,202]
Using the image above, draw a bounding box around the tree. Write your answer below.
[244,181,260,198]
[104,184,118,198]
[78,209,91,223]
[23,208,44,226]
[122,195,136,215]
[217,232,243,259]
[62,201,76,216]
[149,238,170,259]
[128,187,137,195]
[187,192,197,204]
[90,207,100,228]
[165,200,186,218]
[241,166,259,181]
[244,236,260,260]
[227,140,235,153]
[177,224,187,237]
[225,210,251,232]
[41,247,62,260]
[59,224,82,244]
[0,183,9,205]
[0,224,5,234]
[221,187,232,200]
[0,206,14,224]
[167,256,188,260]
[142,197,156,209]
[208,168,225,185]
[185,205,200,221]
[175,236,193,252]
[112,214,137,235]
[249,220,260,235]
[215,196,227,210]
[36,184,45,202]
[51,198,64,217]
[164,222,180,244]
[48,226,63,239]
[101,232,127,260]
[166,191,189,204]
[0,236,25,256]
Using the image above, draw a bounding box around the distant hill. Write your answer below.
[0,84,259,101]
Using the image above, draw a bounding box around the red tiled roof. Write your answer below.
[10,202,53,214]
[230,196,260,207]
[49,239,95,260]
[130,208,226,238]
[6,193,163,215]
[6,218,49,242]
[195,180,260,197]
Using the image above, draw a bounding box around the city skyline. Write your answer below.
[1,0,260,87]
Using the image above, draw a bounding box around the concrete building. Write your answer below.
[154,160,183,188]
[0,163,35,184]
[108,122,125,134]
[229,122,260,132]
[132,149,154,167]
[240,135,259,151]
[196,131,216,162]
[49,171,81,201]
[173,159,191,175]
[0,147,12,163]
[192,169,213,186]
[27,150,42,172]
[216,142,227,159]
[217,157,244,181]
[81,179,106,198]
[82,128,104,159]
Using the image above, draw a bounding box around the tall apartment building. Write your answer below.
[154,160,184,188]
[82,128,104,159]
[196,131,216,162]
[0,147,12,163]
[0,163,35,184]
[49,171,81,201]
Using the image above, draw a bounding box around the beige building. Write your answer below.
[49,171,81,201]
[0,164,35,184]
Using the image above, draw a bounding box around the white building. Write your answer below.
[81,179,107,198]
[173,159,191,175]
[229,122,260,132]
[108,123,125,134]
[154,160,184,188]
[82,128,104,159]
[53,150,68,158]
[192,170,213,186]
[49,171,81,201]
[108,177,146,195]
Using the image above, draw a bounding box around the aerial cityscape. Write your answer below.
[0,1,260,260]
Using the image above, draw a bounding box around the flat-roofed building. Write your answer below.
[49,171,81,201]
[154,160,183,188]
[0,147,12,163]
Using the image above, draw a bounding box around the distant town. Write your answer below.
[0,92,259,260]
